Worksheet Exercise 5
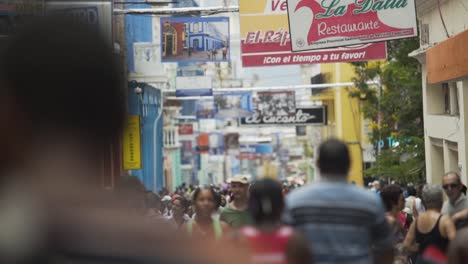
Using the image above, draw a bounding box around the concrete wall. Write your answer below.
[416,0,468,184]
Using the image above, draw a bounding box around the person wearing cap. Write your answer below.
[220,175,253,229]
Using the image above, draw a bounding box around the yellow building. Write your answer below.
[312,63,366,185]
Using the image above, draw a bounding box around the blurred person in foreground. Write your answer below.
[404,185,456,263]
[283,138,394,264]
[441,172,468,229]
[221,174,253,229]
[238,178,312,264]
[0,16,246,263]
[447,227,468,264]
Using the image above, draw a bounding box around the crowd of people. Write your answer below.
[116,139,468,264]
[2,15,468,264]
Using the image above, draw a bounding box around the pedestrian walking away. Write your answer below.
[238,178,312,264]
[404,185,456,262]
[283,138,394,264]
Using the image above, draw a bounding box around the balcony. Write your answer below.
[163,126,181,149]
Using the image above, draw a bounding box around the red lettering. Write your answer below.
[272,0,287,11]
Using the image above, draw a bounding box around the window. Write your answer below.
[442,82,460,116]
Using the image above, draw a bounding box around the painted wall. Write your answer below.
[317,63,364,185]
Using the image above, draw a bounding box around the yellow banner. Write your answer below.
[122,115,142,170]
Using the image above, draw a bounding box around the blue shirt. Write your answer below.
[283,181,393,264]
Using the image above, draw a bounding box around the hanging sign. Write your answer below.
[239,0,387,67]
[286,0,417,51]
[178,123,194,135]
[122,115,142,170]
[240,107,327,126]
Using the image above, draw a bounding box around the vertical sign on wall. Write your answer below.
[123,115,142,170]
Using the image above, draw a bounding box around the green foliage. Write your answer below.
[350,37,425,183]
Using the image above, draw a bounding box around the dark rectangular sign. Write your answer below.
[239,107,327,126]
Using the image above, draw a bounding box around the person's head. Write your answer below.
[220,195,227,207]
[406,186,417,197]
[421,184,444,210]
[192,186,220,218]
[0,16,125,173]
[229,174,250,201]
[443,171,463,202]
[317,138,350,177]
[380,184,405,212]
[172,196,188,218]
[372,180,381,190]
[248,179,284,225]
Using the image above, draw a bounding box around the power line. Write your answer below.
[113,5,239,15]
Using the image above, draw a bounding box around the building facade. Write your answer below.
[412,0,468,184]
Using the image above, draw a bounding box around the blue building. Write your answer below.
[184,20,226,51]
[125,2,164,192]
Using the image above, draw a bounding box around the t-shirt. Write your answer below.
[220,203,253,229]
[283,181,393,264]
[441,194,468,216]
[241,226,293,264]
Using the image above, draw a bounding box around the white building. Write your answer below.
[412,0,468,184]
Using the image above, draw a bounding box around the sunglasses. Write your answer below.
[443,183,460,190]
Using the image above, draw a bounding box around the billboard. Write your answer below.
[256,91,296,117]
[287,0,417,51]
[239,0,387,67]
[240,107,327,126]
[214,92,254,118]
[195,99,215,119]
[176,76,213,97]
[161,16,230,63]
[178,123,193,135]
[181,140,194,165]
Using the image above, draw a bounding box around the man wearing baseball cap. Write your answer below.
[220,174,253,229]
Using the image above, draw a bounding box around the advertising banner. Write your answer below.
[195,99,215,119]
[239,0,387,67]
[122,115,142,170]
[180,140,194,165]
[161,16,230,63]
[224,133,240,150]
[239,144,257,160]
[287,0,417,51]
[176,76,213,97]
[196,133,210,154]
[256,91,296,117]
[214,92,254,118]
[240,107,327,126]
[209,133,224,155]
[178,123,194,135]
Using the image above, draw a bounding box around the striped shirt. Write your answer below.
[283,181,393,264]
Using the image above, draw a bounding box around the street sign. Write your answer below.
[240,107,327,126]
